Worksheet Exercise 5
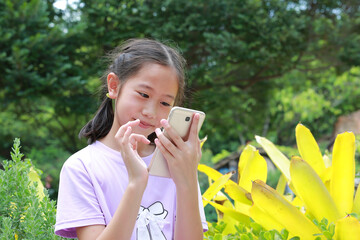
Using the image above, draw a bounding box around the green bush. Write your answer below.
[205,221,293,240]
[204,219,336,240]
[27,143,71,200]
[0,139,66,239]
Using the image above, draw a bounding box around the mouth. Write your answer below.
[138,120,154,129]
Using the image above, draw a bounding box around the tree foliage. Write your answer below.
[0,0,96,156]
[71,0,360,151]
[1,0,360,189]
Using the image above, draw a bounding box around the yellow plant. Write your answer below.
[199,123,360,239]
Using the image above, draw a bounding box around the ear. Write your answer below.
[107,72,120,99]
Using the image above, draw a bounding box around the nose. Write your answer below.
[142,102,157,119]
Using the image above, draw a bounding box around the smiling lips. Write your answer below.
[139,120,154,129]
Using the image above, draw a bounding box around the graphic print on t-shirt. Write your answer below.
[136,201,168,240]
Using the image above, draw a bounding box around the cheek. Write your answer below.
[156,108,172,125]
[115,98,138,119]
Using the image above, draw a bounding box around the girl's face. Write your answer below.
[111,63,179,137]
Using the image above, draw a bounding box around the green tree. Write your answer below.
[73,0,360,152]
[1,0,360,168]
[267,66,360,145]
[0,0,95,156]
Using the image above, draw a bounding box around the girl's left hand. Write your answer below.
[154,113,202,188]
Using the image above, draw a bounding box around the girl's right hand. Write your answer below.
[115,119,150,189]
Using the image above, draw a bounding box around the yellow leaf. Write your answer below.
[238,145,256,180]
[290,156,341,223]
[214,197,242,234]
[295,123,326,177]
[353,182,360,215]
[204,199,251,223]
[213,191,234,223]
[239,150,267,193]
[291,196,304,209]
[276,174,287,195]
[321,166,332,192]
[323,154,332,168]
[213,190,229,202]
[198,164,223,180]
[218,199,238,235]
[283,194,293,203]
[28,167,45,200]
[321,166,332,183]
[224,183,252,206]
[249,204,284,232]
[330,132,356,217]
[202,171,233,207]
[251,180,323,239]
[200,135,207,149]
[334,215,360,240]
[255,136,291,181]
[198,164,237,185]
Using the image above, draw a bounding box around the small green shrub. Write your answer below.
[0,139,66,239]
[205,221,294,240]
[205,219,336,240]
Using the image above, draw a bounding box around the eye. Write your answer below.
[138,92,149,98]
[161,101,171,107]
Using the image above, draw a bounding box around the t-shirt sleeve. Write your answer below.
[55,156,105,238]
[198,183,208,232]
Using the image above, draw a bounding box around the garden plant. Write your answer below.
[0,139,65,240]
[1,127,359,239]
[200,123,360,239]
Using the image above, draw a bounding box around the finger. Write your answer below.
[155,127,180,154]
[154,138,175,161]
[129,134,151,146]
[122,126,132,144]
[188,113,200,141]
[159,119,185,148]
[115,119,140,139]
[119,127,133,156]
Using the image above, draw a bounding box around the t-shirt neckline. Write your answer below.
[92,140,154,165]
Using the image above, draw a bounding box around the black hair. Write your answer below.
[79,38,186,144]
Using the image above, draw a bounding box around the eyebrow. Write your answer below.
[138,84,175,100]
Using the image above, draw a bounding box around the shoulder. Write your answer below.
[58,145,99,188]
[61,145,93,174]
[60,141,124,179]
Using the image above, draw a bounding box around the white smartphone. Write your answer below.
[148,107,206,178]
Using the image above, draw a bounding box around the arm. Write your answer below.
[155,113,204,239]
[174,177,203,240]
[77,120,150,240]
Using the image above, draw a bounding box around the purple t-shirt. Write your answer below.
[55,141,207,239]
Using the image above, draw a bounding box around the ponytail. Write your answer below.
[79,97,114,144]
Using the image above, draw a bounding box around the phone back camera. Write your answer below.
[185,116,191,121]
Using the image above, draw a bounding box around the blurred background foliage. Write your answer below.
[1,0,360,200]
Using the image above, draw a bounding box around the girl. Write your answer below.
[55,39,207,240]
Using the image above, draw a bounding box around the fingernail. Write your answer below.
[155,128,161,135]
[160,119,168,126]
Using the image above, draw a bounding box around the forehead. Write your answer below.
[128,63,179,97]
